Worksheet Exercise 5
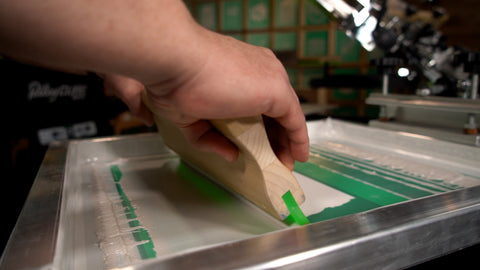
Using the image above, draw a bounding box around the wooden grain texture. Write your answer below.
[143,94,305,220]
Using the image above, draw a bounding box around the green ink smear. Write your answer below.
[110,165,122,182]
[309,155,434,198]
[294,161,408,206]
[178,162,311,225]
[176,161,231,204]
[307,197,379,222]
[311,148,450,194]
[282,190,310,226]
[115,183,137,219]
[110,164,156,260]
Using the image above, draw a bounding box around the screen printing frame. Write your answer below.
[1,119,480,269]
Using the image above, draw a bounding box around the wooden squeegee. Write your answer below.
[143,95,305,220]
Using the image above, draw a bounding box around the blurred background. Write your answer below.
[185,0,479,121]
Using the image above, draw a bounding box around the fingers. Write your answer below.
[263,116,291,170]
[264,87,310,164]
[141,33,309,167]
[179,120,239,162]
[103,74,154,126]
[134,103,155,127]
[283,118,309,163]
[120,86,154,126]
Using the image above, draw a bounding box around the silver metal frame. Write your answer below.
[367,93,480,114]
[0,141,66,270]
[367,93,480,147]
[1,132,480,270]
[135,186,480,270]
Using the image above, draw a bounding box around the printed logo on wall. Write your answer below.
[28,80,87,102]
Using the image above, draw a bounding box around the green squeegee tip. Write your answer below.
[282,190,310,226]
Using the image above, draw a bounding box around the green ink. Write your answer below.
[114,183,137,219]
[137,241,156,260]
[129,220,140,227]
[132,227,157,259]
[110,164,156,259]
[282,190,310,226]
[308,154,434,198]
[311,147,457,192]
[178,162,311,226]
[295,161,408,206]
[110,165,122,182]
[132,228,151,242]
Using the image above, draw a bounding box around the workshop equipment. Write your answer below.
[2,119,479,269]
[311,0,480,145]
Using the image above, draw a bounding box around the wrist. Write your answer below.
[130,5,211,88]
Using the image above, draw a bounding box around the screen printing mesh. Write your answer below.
[84,120,480,269]
[90,141,479,269]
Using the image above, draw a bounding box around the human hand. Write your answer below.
[102,74,154,127]
[143,31,309,170]
[0,0,308,170]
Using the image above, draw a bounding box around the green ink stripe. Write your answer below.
[115,183,137,219]
[307,197,380,223]
[317,150,454,192]
[282,191,310,225]
[311,146,460,191]
[295,161,408,206]
[308,154,435,198]
[310,147,447,192]
[110,165,122,182]
[110,164,156,260]
[311,147,455,191]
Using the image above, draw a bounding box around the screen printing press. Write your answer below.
[1,118,480,269]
